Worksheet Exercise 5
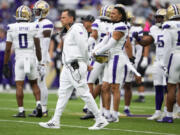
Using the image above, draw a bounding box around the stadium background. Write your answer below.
[0,0,179,91]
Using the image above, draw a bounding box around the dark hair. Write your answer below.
[62,9,76,21]
[114,6,127,24]
[81,15,95,22]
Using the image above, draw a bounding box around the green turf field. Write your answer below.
[0,92,179,135]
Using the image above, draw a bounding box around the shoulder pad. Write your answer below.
[114,22,127,31]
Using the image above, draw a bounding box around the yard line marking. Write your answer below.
[0,119,176,135]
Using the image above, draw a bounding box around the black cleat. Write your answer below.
[13,111,26,118]
[80,111,94,120]
[133,96,145,103]
[28,104,42,118]
[28,109,37,117]
[36,104,42,117]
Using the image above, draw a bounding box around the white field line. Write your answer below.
[0,119,176,135]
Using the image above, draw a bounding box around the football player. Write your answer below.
[157,4,180,123]
[29,0,53,117]
[93,5,132,122]
[3,5,42,117]
[132,9,167,120]
[130,17,149,103]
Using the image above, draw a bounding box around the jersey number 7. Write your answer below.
[19,34,28,48]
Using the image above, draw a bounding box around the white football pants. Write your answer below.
[52,61,101,122]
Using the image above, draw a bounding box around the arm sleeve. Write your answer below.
[74,26,89,64]
[41,38,51,64]
[162,29,172,66]
[91,20,99,30]
[6,25,13,42]
[95,37,117,55]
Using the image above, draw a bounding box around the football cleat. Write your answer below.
[39,120,60,129]
[133,96,145,103]
[106,115,119,123]
[28,104,42,117]
[147,112,161,120]
[156,116,173,123]
[36,104,42,117]
[42,110,48,117]
[173,112,180,119]
[88,117,109,130]
[124,109,132,116]
[80,111,94,120]
[13,111,26,118]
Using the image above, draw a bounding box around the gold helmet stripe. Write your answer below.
[103,5,108,16]
[19,6,24,18]
[172,4,179,15]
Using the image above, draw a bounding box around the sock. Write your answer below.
[18,107,24,113]
[167,111,172,117]
[124,106,129,110]
[155,110,161,114]
[139,92,144,96]
[155,85,164,110]
[36,101,41,106]
[164,106,167,113]
[177,105,180,113]
[112,110,118,118]
[104,109,110,118]
[42,105,47,112]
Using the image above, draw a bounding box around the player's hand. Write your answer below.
[140,57,148,68]
[87,65,93,71]
[3,64,10,78]
[129,56,135,65]
[132,32,140,42]
[135,75,142,84]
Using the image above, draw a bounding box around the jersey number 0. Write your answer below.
[19,34,28,48]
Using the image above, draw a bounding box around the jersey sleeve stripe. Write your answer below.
[163,24,170,29]
[92,23,98,28]
[115,26,126,31]
[43,24,53,28]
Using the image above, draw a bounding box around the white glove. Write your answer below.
[37,64,46,81]
[140,57,148,68]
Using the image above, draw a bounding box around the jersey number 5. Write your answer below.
[157,35,164,48]
[19,34,28,48]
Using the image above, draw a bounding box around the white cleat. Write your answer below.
[39,120,60,129]
[88,117,109,130]
[147,112,161,120]
[173,112,180,119]
[106,116,119,123]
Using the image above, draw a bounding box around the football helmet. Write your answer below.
[99,5,114,20]
[94,54,108,64]
[155,8,166,17]
[167,4,180,20]
[133,17,145,26]
[114,4,125,9]
[33,0,49,19]
[16,5,32,21]
[127,11,134,22]
[155,9,166,27]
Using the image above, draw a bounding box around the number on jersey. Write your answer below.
[157,35,164,48]
[19,34,28,48]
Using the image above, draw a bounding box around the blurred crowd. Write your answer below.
[0,0,178,90]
